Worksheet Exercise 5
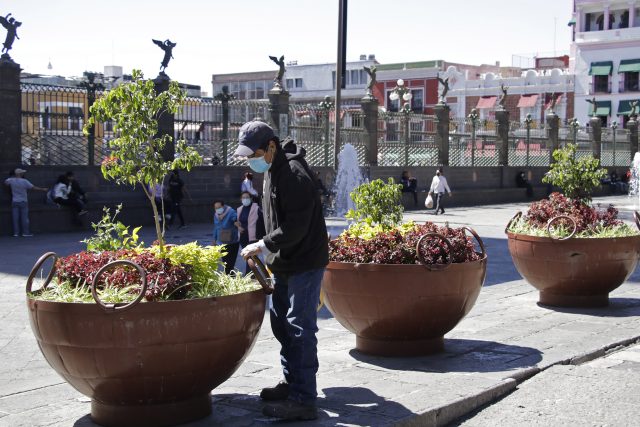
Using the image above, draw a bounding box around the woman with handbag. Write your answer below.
[213,199,239,274]
[236,191,266,274]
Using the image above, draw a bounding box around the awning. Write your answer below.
[476,96,497,109]
[517,94,538,108]
[619,59,640,73]
[567,17,576,26]
[589,61,613,76]
[589,101,612,116]
[617,99,640,116]
[545,93,563,110]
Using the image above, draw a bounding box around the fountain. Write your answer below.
[333,144,365,216]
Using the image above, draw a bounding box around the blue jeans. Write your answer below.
[270,267,325,405]
[11,201,30,235]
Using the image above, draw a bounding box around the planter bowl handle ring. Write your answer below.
[416,233,453,271]
[26,252,58,295]
[546,215,577,241]
[247,256,274,295]
[91,260,148,314]
[462,227,486,258]
[505,211,523,234]
[634,211,640,231]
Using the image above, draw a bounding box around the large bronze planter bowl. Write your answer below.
[322,228,487,357]
[506,213,640,308]
[25,254,272,427]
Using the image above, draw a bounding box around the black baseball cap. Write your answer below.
[233,121,275,158]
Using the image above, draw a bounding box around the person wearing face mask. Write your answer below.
[212,199,239,274]
[235,191,265,274]
[234,120,328,421]
[241,172,259,201]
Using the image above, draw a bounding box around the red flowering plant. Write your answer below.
[507,144,637,238]
[329,180,483,266]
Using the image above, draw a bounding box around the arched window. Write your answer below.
[595,13,615,30]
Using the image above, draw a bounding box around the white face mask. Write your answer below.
[241,198,252,207]
[215,207,224,215]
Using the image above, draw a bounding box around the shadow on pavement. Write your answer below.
[536,297,640,318]
[348,339,542,374]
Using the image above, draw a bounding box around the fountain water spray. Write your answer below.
[333,144,365,216]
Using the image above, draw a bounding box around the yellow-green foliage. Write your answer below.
[343,221,417,240]
[151,242,226,285]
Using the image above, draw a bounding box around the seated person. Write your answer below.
[53,175,87,217]
[516,171,533,198]
[400,170,418,207]
[609,171,628,194]
[65,171,87,203]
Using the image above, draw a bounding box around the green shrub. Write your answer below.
[83,204,143,252]
[345,178,403,229]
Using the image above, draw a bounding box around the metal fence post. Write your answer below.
[214,85,234,167]
[589,116,602,160]
[0,56,22,165]
[611,121,618,166]
[402,110,410,166]
[79,72,103,166]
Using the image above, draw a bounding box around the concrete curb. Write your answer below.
[395,335,640,427]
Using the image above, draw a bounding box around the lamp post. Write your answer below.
[524,113,533,167]
[611,121,618,166]
[389,79,412,165]
[468,108,479,166]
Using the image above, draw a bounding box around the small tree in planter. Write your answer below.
[506,143,640,307]
[24,70,274,426]
[323,179,487,356]
[84,69,202,252]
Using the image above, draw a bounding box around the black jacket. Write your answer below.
[262,139,329,274]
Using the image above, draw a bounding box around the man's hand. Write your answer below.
[448,192,453,197]
[241,240,265,259]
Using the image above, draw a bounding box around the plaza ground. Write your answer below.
[0,196,639,426]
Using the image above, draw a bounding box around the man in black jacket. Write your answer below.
[235,121,328,421]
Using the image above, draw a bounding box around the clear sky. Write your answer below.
[5,0,572,92]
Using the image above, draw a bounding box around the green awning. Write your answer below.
[619,59,640,73]
[567,17,576,26]
[589,100,612,116]
[589,61,613,76]
[618,99,640,116]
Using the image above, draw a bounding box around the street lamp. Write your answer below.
[389,79,413,113]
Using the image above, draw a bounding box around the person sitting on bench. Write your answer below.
[516,171,533,198]
[53,175,87,216]
[400,170,418,207]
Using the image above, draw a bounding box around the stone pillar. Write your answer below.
[630,3,636,28]
[576,8,583,32]
[268,87,290,138]
[434,103,450,166]
[604,5,610,30]
[0,56,22,165]
[546,112,560,163]
[589,116,602,160]
[360,95,379,166]
[627,116,638,160]
[153,74,175,161]
[495,109,510,166]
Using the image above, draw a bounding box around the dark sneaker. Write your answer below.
[262,399,318,421]
[260,381,289,401]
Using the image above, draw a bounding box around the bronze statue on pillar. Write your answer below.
[363,65,377,99]
[152,39,177,74]
[586,97,598,116]
[269,55,286,90]
[497,83,508,110]
[0,13,21,59]
[630,100,638,119]
[436,73,450,105]
[547,92,558,114]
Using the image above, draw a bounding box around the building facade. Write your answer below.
[571,0,640,126]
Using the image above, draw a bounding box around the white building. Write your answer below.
[571,0,640,126]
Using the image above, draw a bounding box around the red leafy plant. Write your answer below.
[329,222,481,265]
[55,249,191,301]
[514,192,626,236]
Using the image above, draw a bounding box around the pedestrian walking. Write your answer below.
[235,121,328,421]
[235,191,265,274]
[213,199,239,274]
[167,169,187,228]
[3,168,47,236]
[148,180,170,229]
[429,167,452,215]
[241,172,259,201]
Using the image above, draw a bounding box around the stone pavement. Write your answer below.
[0,196,639,426]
